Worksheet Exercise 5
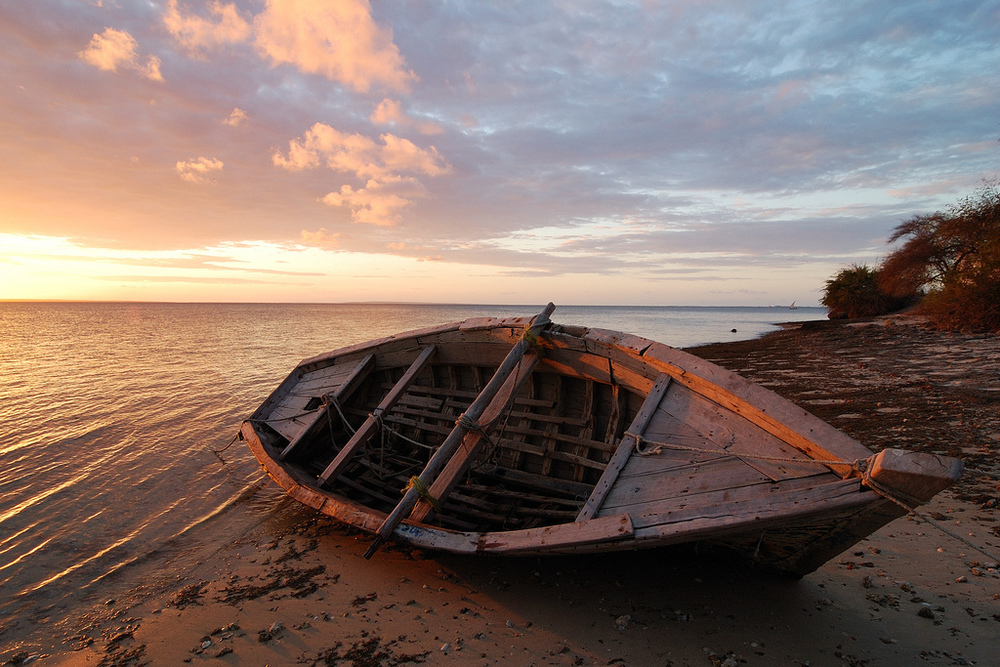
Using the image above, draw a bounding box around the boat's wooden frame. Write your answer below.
[241,305,962,576]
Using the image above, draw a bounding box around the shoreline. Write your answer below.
[6,316,999,666]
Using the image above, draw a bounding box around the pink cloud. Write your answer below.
[273,123,449,225]
[163,0,251,53]
[371,98,443,135]
[223,108,248,126]
[79,27,163,81]
[300,227,341,247]
[320,176,427,226]
[176,157,224,183]
[254,0,416,93]
[273,123,450,180]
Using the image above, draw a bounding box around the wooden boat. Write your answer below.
[241,304,962,576]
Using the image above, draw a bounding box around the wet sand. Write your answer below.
[6,315,999,666]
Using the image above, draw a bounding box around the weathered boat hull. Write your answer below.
[241,307,962,576]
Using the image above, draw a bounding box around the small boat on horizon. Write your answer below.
[241,304,961,576]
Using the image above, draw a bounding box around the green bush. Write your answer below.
[821,265,909,319]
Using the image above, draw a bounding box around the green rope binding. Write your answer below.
[521,324,547,357]
[404,476,442,511]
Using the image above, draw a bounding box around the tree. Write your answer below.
[879,183,1000,331]
[821,264,906,319]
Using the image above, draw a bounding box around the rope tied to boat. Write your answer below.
[366,407,389,476]
[323,393,357,436]
[632,432,869,472]
[456,412,482,433]
[629,433,1000,562]
[521,324,547,357]
[455,411,501,461]
[404,476,442,511]
[212,430,241,455]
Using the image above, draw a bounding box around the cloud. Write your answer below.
[176,157,224,183]
[96,274,304,286]
[886,178,971,199]
[223,108,248,126]
[79,27,163,81]
[274,123,449,224]
[370,98,403,125]
[163,0,251,52]
[254,0,417,92]
[161,0,414,93]
[299,227,340,248]
[378,133,450,177]
[320,176,427,226]
[371,98,444,135]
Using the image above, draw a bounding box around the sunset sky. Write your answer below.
[1,1,997,305]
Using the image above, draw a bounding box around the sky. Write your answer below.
[1,0,998,306]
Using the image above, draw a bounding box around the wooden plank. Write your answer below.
[379,413,455,438]
[458,483,584,508]
[490,437,609,470]
[602,456,756,510]
[573,481,877,560]
[408,384,557,409]
[866,448,963,503]
[262,401,317,433]
[293,362,361,393]
[642,342,872,475]
[498,421,617,453]
[317,345,437,484]
[278,354,375,461]
[648,387,824,481]
[297,322,460,368]
[604,382,626,446]
[266,398,314,419]
[477,513,634,553]
[614,475,861,529]
[572,380,596,482]
[576,374,673,521]
[613,434,725,475]
[365,303,556,557]
[474,465,594,499]
[409,351,541,523]
[429,343,512,367]
[537,375,562,478]
[624,478,868,541]
[538,349,654,395]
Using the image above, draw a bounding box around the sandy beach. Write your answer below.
[6,315,998,666]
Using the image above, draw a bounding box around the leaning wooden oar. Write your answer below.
[363,302,556,558]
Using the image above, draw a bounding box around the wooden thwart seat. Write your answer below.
[279,354,375,461]
[317,345,437,485]
[576,373,673,521]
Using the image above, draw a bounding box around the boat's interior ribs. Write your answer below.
[277,356,641,533]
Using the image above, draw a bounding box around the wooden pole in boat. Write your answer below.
[363,302,556,559]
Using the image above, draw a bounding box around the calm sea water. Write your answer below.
[0,302,824,642]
